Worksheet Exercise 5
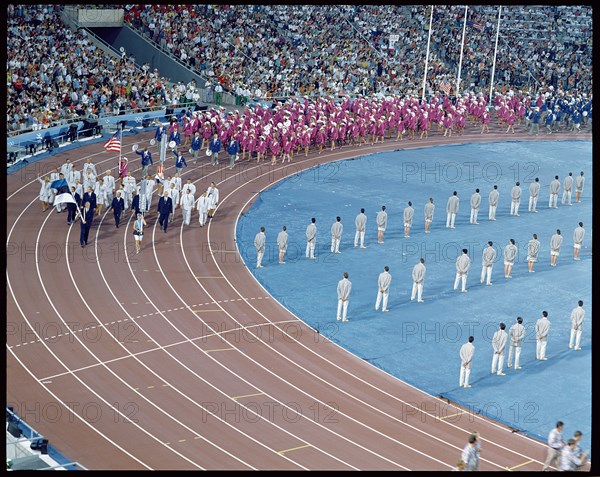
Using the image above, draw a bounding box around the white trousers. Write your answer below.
[306,241,315,259]
[354,230,365,247]
[411,282,423,301]
[549,193,558,208]
[491,351,505,374]
[375,290,389,311]
[446,212,456,227]
[459,364,471,387]
[256,250,264,267]
[488,204,497,220]
[198,210,207,227]
[480,265,492,285]
[507,344,521,368]
[337,299,349,321]
[562,189,572,205]
[331,237,340,253]
[529,196,538,211]
[510,200,520,215]
[454,273,467,291]
[470,208,478,223]
[569,328,582,349]
[536,338,547,359]
[182,208,192,225]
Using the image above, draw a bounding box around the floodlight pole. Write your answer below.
[456,6,468,97]
[488,6,502,106]
[421,6,434,103]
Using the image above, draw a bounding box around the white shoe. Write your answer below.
[497,372,506,376]
[507,364,512,368]
[382,309,389,313]
[515,366,522,369]
[336,316,341,321]
[463,384,472,388]
[360,246,367,248]
[418,300,424,303]
[341,318,348,322]
[540,357,548,360]
[462,289,468,293]
[486,283,493,286]
[574,347,581,351]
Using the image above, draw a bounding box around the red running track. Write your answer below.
[6,121,592,470]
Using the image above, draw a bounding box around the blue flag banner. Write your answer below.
[50,178,76,207]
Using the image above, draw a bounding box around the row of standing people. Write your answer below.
[459,299,586,390]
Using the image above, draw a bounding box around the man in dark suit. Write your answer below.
[111,190,125,228]
[131,190,141,217]
[67,185,81,225]
[82,186,97,212]
[157,190,173,232]
[79,201,94,247]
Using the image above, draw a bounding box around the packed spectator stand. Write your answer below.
[6,4,593,147]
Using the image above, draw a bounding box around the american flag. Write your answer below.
[440,81,451,95]
[472,22,483,31]
[104,130,122,153]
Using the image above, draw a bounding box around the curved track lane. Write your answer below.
[6,122,592,470]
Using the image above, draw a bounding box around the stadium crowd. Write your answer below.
[6,4,593,138]
[6,4,186,135]
[123,4,592,100]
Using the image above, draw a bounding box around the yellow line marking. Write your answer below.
[205,347,236,353]
[147,385,154,389]
[277,444,311,455]
[437,411,465,421]
[178,439,186,443]
[232,392,265,400]
[506,459,535,471]
[192,309,224,313]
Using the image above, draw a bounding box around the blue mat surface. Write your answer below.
[236,140,592,454]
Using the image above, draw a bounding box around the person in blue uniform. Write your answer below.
[79,201,94,247]
[136,146,153,178]
[111,190,125,228]
[67,185,81,225]
[227,137,240,169]
[173,148,188,175]
[131,189,141,217]
[157,190,173,233]
[81,185,97,212]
